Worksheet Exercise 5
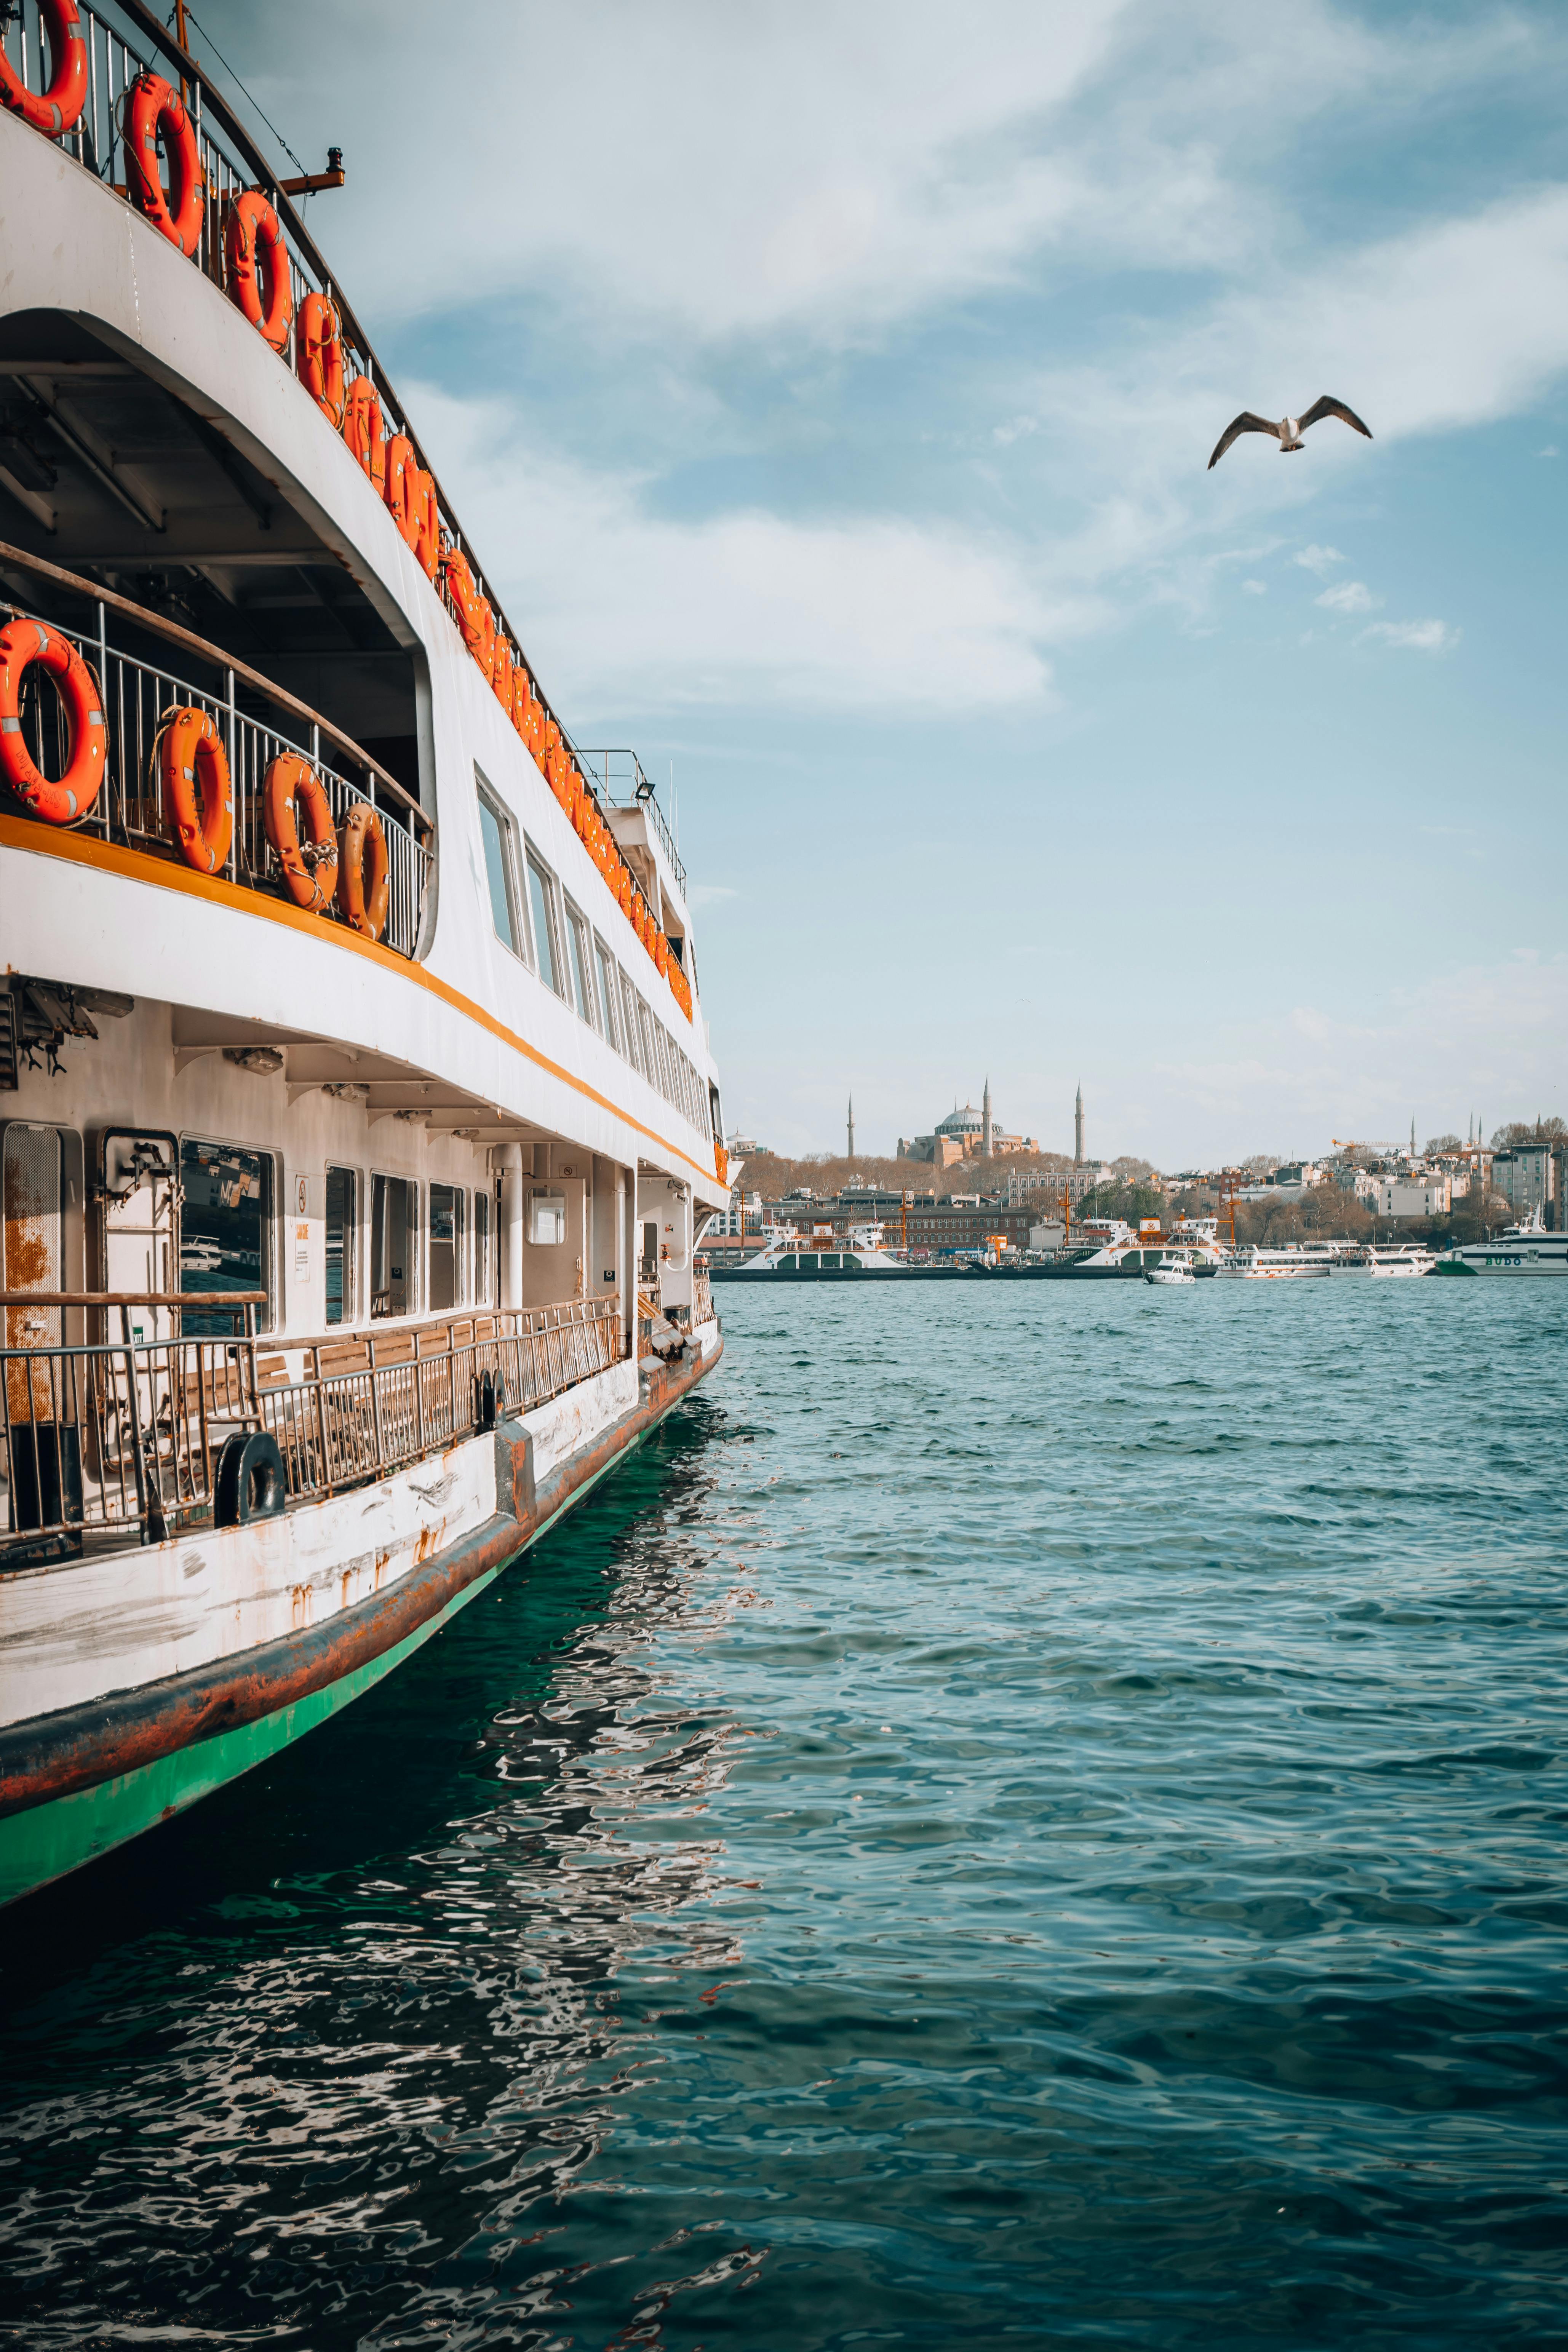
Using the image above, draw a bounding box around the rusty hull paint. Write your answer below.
[0,1341,718,1822]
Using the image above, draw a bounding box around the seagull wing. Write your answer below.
[1297,395,1373,440]
[1207,413,1280,470]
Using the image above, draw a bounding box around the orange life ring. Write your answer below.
[653,928,669,978]
[296,292,345,430]
[125,72,203,255]
[0,0,86,136]
[336,802,389,939]
[343,376,386,495]
[440,548,496,676]
[490,632,514,715]
[155,705,232,874]
[225,189,293,354]
[385,436,440,578]
[0,617,105,824]
[262,753,337,913]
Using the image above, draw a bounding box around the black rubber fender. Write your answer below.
[214,1430,288,1527]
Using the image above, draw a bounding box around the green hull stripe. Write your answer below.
[0,1423,649,1908]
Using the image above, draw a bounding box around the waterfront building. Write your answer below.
[898,1094,1039,1165]
[1378,1177,1453,1219]
[1492,1145,1557,1220]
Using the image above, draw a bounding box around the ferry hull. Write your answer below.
[0,1339,720,1908]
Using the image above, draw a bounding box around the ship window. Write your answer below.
[371,1174,418,1319]
[474,1183,493,1306]
[621,973,647,1077]
[637,999,659,1090]
[429,1182,465,1312]
[476,776,521,956]
[324,1165,356,1326]
[594,938,622,1054]
[564,898,598,1029]
[525,851,563,996]
[180,1139,273,1334]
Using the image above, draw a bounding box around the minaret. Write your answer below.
[1410,1115,1416,1157]
[847,1095,855,1160]
[982,1076,993,1158]
[1074,1084,1084,1166]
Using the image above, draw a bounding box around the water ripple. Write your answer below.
[3,1280,1567,2346]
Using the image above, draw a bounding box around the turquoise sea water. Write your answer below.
[3,1279,1568,2347]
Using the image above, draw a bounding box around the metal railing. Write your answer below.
[577,750,686,900]
[0,0,574,817]
[0,545,432,958]
[1,1292,627,1560]
[692,1260,713,1325]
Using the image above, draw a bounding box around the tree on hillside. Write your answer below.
[1424,1133,1463,1154]
[1492,1117,1567,1147]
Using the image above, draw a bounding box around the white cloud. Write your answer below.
[1294,544,1344,575]
[1315,579,1380,614]
[1361,618,1458,653]
[993,416,1039,447]
[414,385,1074,710]
[687,883,740,910]
[1540,445,1560,457]
[1242,578,1267,594]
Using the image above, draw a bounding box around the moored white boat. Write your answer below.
[0,6,729,1905]
[1440,1210,1568,1276]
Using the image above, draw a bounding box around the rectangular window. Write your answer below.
[477,776,521,956]
[637,997,659,1089]
[621,973,647,1077]
[371,1174,418,1318]
[526,852,562,996]
[324,1165,356,1326]
[594,938,622,1054]
[474,1183,492,1305]
[181,1139,272,1334]
[564,898,598,1029]
[429,1182,464,1312]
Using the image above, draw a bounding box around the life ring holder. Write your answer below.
[0,616,106,825]
[336,802,389,940]
[0,0,87,137]
[262,753,337,914]
[123,73,203,256]
[152,705,232,874]
[225,188,293,355]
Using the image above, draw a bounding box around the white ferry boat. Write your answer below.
[1441,1211,1568,1277]
[1213,1243,1347,1280]
[0,7,728,1904]
[1049,1216,1231,1278]
[1328,1244,1437,1277]
[715,1225,908,1280]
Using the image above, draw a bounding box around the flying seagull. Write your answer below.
[1207,395,1373,470]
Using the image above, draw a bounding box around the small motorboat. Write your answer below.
[1144,1253,1196,1286]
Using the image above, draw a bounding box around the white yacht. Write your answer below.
[1441,1210,1568,1276]
[0,13,727,1904]
[1144,1254,1196,1286]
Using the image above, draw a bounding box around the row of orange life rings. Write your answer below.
[2,18,687,1013]
[438,549,694,1020]
[0,616,388,940]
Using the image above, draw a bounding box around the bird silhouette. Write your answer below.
[1208,396,1372,470]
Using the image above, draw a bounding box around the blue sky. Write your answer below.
[203,0,1566,1165]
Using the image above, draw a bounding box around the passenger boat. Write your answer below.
[1328,1244,1437,1277]
[1439,1211,1568,1276]
[712,1226,908,1280]
[1039,1216,1230,1279]
[1212,1243,1346,1280]
[1144,1254,1196,1286]
[0,3,728,1905]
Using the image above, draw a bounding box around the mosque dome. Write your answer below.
[935,1102,986,1138]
